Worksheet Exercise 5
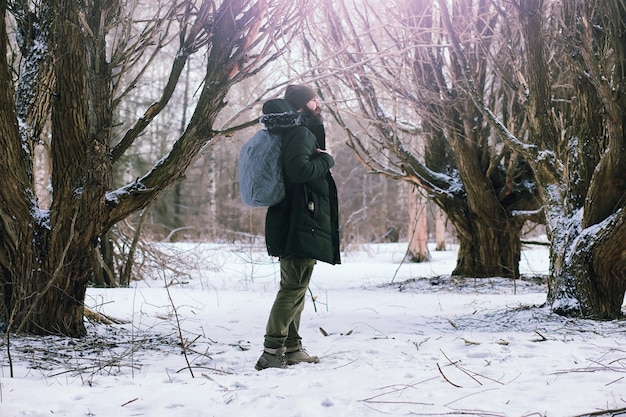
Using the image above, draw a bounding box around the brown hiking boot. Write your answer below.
[286,345,319,365]
[255,347,287,371]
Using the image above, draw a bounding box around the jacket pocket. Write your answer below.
[305,186,320,218]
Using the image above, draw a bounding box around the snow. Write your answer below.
[2,242,626,417]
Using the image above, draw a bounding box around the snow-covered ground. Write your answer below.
[1,241,625,417]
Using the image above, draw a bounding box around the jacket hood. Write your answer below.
[260,99,303,131]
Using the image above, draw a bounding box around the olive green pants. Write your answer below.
[263,255,316,349]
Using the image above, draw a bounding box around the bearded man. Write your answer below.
[255,85,341,370]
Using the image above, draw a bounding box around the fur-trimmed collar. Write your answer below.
[260,111,303,131]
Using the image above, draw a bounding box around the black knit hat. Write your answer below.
[284,84,316,110]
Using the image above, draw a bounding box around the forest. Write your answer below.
[0,0,625,337]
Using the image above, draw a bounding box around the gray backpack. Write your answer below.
[238,129,285,207]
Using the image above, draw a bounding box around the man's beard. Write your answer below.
[301,105,323,125]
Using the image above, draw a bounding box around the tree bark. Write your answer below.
[406,186,430,262]
[442,199,523,278]
[435,207,446,251]
[547,211,626,318]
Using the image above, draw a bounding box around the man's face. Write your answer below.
[304,97,322,115]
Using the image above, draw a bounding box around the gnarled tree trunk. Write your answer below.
[312,0,541,279]
[0,0,308,335]
[519,0,626,318]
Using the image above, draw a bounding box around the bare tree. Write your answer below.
[523,0,626,318]
[0,0,308,336]
[442,0,626,318]
[305,0,541,277]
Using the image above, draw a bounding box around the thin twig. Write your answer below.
[443,388,501,408]
[437,362,462,387]
[5,330,12,378]
[360,378,438,403]
[121,398,139,407]
[308,287,318,312]
[571,406,626,417]
[163,276,194,378]
[441,349,505,386]
[441,349,483,386]
[532,330,548,342]
[175,366,233,375]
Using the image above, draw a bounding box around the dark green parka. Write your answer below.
[262,99,341,265]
